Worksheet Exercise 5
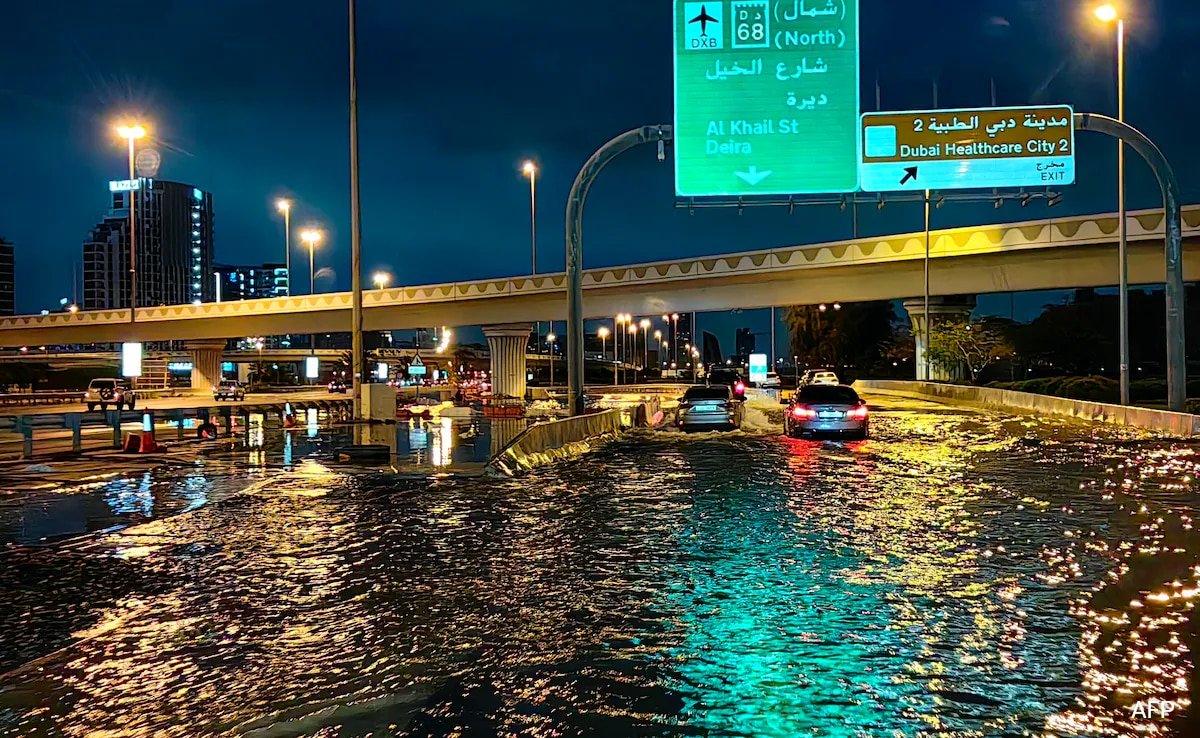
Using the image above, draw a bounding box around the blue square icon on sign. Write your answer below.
[864,125,898,158]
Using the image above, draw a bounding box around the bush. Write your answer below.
[987,376,1118,403]
[1130,379,1166,403]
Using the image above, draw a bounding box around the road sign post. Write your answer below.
[673,0,860,197]
[859,105,1076,192]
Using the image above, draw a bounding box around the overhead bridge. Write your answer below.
[1,205,1197,349]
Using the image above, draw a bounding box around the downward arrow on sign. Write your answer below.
[735,166,773,186]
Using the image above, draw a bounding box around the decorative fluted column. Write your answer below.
[902,297,977,382]
[483,323,532,404]
[185,339,227,393]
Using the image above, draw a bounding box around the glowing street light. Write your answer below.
[638,318,651,375]
[300,229,323,294]
[116,122,148,319]
[1094,3,1118,22]
[522,160,541,340]
[373,272,391,290]
[1094,2,1131,405]
[275,199,292,295]
[546,332,557,387]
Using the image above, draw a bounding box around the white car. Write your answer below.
[760,372,782,389]
[810,371,840,386]
[85,378,137,412]
[213,380,246,402]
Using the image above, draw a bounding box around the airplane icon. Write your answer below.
[689,5,719,37]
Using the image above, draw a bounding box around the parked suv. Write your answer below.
[85,378,137,412]
[213,379,246,402]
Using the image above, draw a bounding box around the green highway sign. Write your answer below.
[673,0,860,197]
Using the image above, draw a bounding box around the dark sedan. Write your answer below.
[784,384,869,439]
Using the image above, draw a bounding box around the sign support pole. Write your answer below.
[348,0,365,420]
[1074,113,1185,412]
[924,189,932,382]
[565,125,673,416]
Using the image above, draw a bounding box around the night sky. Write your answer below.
[2,0,1199,353]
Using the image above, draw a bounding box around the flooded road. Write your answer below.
[1,396,1198,736]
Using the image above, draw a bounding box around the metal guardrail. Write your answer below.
[0,391,85,406]
[0,397,355,459]
[0,387,185,408]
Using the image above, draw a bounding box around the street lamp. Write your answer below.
[654,330,663,369]
[616,313,632,384]
[373,271,390,290]
[692,348,701,383]
[639,319,651,376]
[255,338,265,386]
[1095,3,1130,405]
[300,229,322,294]
[116,123,147,319]
[669,313,680,372]
[598,326,612,385]
[522,160,541,342]
[522,161,538,275]
[275,199,292,295]
[629,322,639,384]
[546,332,557,387]
[614,314,624,384]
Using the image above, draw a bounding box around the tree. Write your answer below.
[925,318,1013,384]
[783,301,895,372]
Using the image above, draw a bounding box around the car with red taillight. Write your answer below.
[706,368,747,401]
[784,384,869,439]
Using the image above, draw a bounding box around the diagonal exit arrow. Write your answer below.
[735,166,773,186]
[900,166,918,185]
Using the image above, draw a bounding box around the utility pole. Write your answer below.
[348,0,365,418]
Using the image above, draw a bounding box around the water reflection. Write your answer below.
[0,401,1197,736]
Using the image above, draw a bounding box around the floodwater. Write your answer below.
[0,413,521,545]
[1,396,1198,736]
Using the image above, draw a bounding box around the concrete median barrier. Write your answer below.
[488,408,631,476]
[855,380,1200,438]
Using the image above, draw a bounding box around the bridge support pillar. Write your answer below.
[483,324,532,404]
[903,297,977,382]
[186,340,227,393]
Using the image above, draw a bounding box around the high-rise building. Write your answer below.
[0,239,13,316]
[735,327,756,363]
[83,179,215,309]
[214,263,288,301]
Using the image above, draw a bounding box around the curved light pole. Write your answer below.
[565,125,673,414]
[1075,112,1184,411]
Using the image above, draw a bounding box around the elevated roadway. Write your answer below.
[0,206,1196,349]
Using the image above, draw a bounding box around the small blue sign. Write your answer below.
[859,105,1076,193]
